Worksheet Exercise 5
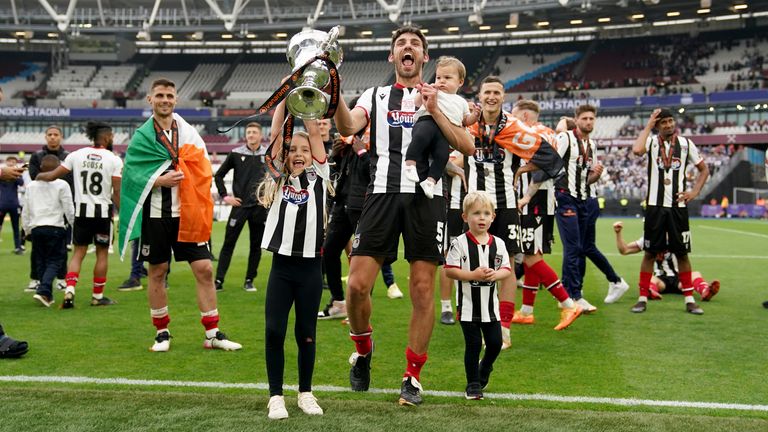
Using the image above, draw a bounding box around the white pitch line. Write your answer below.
[1,375,767,412]
[550,252,768,260]
[699,225,768,240]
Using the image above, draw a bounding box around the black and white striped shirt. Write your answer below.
[555,130,595,201]
[444,150,464,210]
[465,113,518,210]
[355,84,442,195]
[445,232,511,323]
[634,236,678,277]
[644,135,702,208]
[262,160,329,257]
[62,146,123,218]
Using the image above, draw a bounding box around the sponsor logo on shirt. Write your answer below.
[281,185,309,205]
[387,110,415,128]
[87,153,103,162]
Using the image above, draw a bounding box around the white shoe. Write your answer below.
[33,294,54,308]
[150,331,171,352]
[501,326,512,350]
[87,245,96,254]
[419,178,436,199]
[297,392,324,415]
[25,279,40,293]
[56,279,67,291]
[404,164,420,182]
[318,300,347,319]
[267,395,289,420]
[108,245,114,254]
[604,278,630,304]
[576,298,597,313]
[203,331,243,351]
[387,283,404,299]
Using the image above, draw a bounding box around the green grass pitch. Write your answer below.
[0,217,767,431]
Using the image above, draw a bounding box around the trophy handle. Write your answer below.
[320,26,341,55]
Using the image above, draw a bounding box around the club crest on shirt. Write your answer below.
[387,110,415,128]
[306,168,317,182]
[352,233,361,250]
[281,185,309,205]
[229,218,237,227]
[141,244,150,256]
[655,157,682,170]
[494,253,503,269]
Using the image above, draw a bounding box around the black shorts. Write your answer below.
[657,275,682,294]
[520,212,552,255]
[140,217,212,265]
[72,216,112,247]
[351,193,445,264]
[643,206,691,255]
[444,208,464,252]
[488,208,521,255]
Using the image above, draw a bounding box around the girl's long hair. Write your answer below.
[256,131,335,227]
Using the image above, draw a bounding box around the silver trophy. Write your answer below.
[286,26,343,119]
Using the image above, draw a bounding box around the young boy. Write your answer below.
[404,56,479,198]
[445,191,511,400]
[22,155,75,307]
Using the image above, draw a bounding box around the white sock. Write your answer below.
[92,293,103,300]
[520,305,534,315]
[441,300,452,313]
[65,287,75,296]
[561,298,575,309]
[156,329,169,335]
[638,296,648,302]
[205,327,219,339]
[684,295,695,304]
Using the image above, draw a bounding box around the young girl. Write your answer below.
[444,191,511,400]
[257,100,334,420]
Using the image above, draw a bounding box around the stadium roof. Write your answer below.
[2,1,765,43]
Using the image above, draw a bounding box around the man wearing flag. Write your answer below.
[119,78,242,352]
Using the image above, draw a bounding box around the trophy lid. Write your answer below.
[287,27,343,70]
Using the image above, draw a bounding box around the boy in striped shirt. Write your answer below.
[445,191,511,400]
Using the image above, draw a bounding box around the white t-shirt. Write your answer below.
[413,91,469,127]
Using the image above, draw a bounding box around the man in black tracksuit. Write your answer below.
[214,122,268,292]
[318,128,372,318]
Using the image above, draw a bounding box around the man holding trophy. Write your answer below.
[331,25,474,406]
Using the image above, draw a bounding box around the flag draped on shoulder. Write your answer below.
[118,112,213,259]
[469,115,563,179]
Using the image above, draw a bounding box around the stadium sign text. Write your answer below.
[538,99,601,112]
[0,107,71,118]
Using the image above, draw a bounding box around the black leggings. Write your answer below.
[460,321,502,385]
[265,254,323,396]
[406,116,450,182]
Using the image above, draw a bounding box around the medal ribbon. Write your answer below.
[153,119,179,169]
[658,133,677,170]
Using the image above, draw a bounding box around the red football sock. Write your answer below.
[350,326,373,356]
[152,314,170,331]
[693,277,708,295]
[201,314,220,331]
[530,260,568,302]
[639,272,652,297]
[679,271,693,295]
[92,277,106,296]
[500,301,515,329]
[66,272,79,288]
[405,347,428,381]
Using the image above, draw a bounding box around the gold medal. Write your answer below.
[664,178,671,186]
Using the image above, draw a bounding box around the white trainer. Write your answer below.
[56,279,67,291]
[203,331,243,351]
[604,278,630,304]
[576,298,598,313]
[297,392,324,415]
[25,279,40,293]
[387,283,404,299]
[267,395,289,420]
[150,331,171,352]
[501,326,512,350]
[318,300,347,320]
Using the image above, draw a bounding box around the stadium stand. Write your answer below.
[177,63,228,101]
